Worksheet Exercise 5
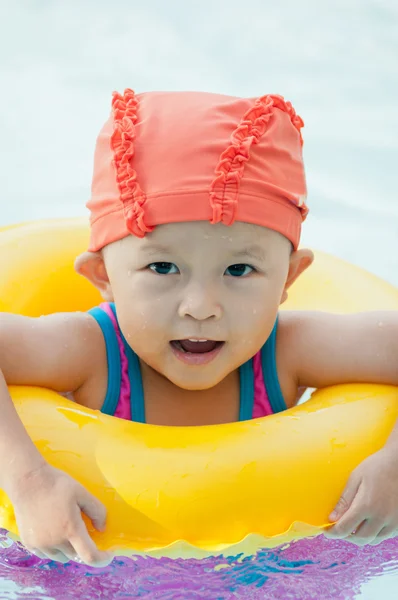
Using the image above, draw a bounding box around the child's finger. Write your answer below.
[69,517,111,566]
[325,496,365,539]
[368,526,397,545]
[77,486,107,532]
[329,475,361,522]
[41,548,72,563]
[325,517,365,539]
[57,542,82,564]
[349,518,385,546]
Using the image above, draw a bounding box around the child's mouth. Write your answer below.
[170,339,225,365]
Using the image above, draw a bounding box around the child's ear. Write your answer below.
[280,248,314,304]
[74,252,114,302]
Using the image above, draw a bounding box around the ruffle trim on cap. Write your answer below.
[111,89,154,238]
[210,94,306,227]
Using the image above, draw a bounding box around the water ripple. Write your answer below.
[1,530,398,599]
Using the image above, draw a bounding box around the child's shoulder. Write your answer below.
[276,310,348,403]
[276,309,341,371]
[276,309,394,391]
[0,310,107,408]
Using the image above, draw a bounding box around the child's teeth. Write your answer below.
[188,339,208,342]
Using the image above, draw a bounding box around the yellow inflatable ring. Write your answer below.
[0,218,397,560]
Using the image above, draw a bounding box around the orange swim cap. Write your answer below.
[87,89,308,252]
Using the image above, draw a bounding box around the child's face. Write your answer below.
[101,221,299,390]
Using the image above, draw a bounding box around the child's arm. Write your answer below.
[0,312,110,565]
[279,310,398,546]
[280,311,397,389]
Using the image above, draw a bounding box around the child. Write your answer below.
[0,89,397,567]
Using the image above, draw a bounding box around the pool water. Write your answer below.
[1,530,398,599]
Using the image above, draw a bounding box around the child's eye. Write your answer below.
[225,264,254,277]
[148,262,180,275]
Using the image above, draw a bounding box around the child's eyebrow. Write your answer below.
[141,244,173,256]
[230,245,266,262]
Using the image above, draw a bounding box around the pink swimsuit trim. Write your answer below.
[252,351,273,417]
[100,302,132,420]
[100,302,273,420]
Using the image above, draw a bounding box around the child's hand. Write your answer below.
[9,462,111,566]
[325,448,398,546]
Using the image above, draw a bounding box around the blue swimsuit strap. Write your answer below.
[240,318,286,419]
[109,304,146,423]
[239,359,254,421]
[88,305,146,421]
[87,306,121,416]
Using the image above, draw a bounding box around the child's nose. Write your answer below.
[177,283,222,321]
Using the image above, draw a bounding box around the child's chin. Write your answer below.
[167,368,224,392]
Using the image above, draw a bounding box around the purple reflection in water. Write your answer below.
[1,530,397,599]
